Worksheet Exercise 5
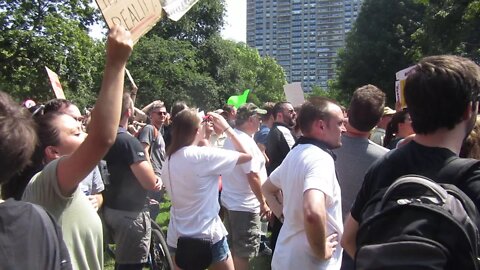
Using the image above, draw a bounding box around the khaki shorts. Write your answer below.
[224,210,260,258]
[103,207,151,264]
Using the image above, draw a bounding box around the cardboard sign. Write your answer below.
[395,65,415,109]
[283,82,305,107]
[95,0,163,44]
[45,66,66,99]
[162,0,200,21]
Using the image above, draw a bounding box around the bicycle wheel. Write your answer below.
[149,228,174,270]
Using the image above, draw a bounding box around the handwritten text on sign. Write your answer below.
[95,0,163,43]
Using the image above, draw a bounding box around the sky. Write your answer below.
[220,0,246,43]
[89,0,246,42]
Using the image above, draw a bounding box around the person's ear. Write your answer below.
[313,119,324,131]
[45,146,60,160]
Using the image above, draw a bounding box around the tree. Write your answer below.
[334,0,425,105]
[129,34,286,110]
[148,0,226,47]
[308,83,346,107]
[198,36,286,105]
[128,35,224,110]
[0,0,104,108]
[410,0,480,62]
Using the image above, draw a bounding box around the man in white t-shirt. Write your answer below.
[262,97,346,270]
[222,103,271,270]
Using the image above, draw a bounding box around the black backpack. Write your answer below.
[355,158,480,270]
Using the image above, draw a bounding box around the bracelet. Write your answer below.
[223,126,231,133]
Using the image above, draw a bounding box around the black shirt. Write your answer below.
[266,122,296,175]
[104,129,149,211]
[351,141,480,222]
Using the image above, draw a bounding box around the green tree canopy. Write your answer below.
[334,0,480,106]
[129,34,286,111]
[334,0,425,105]
[0,0,104,109]
[410,0,480,61]
[148,0,226,46]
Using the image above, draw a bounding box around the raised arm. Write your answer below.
[208,112,252,164]
[56,25,133,196]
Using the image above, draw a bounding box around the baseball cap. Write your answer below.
[236,103,267,122]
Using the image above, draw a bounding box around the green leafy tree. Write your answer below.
[308,82,346,106]
[198,36,286,105]
[334,0,425,105]
[128,35,223,110]
[0,0,104,108]
[148,0,225,46]
[410,0,480,61]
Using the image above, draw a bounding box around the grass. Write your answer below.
[104,197,272,270]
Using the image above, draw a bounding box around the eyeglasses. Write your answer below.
[285,109,295,114]
[153,111,167,116]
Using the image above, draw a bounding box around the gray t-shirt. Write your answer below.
[78,166,104,195]
[333,134,389,220]
[137,124,166,177]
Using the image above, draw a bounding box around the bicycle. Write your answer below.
[149,218,174,270]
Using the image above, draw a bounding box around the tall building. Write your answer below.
[247,0,363,92]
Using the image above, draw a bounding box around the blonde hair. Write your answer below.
[460,116,480,159]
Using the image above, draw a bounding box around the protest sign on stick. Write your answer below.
[125,68,139,104]
[45,66,66,99]
[162,0,200,21]
[283,82,305,107]
[95,0,164,44]
[395,65,415,109]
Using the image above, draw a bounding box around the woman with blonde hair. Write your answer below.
[163,109,251,270]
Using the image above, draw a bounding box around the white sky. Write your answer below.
[89,0,247,42]
[220,0,246,42]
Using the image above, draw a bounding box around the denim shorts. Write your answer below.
[168,236,230,264]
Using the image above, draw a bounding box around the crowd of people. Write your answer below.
[1,27,480,270]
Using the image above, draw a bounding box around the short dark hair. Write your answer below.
[383,109,410,147]
[405,55,480,134]
[44,99,72,114]
[272,102,290,120]
[348,84,386,132]
[0,91,37,184]
[298,97,338,134]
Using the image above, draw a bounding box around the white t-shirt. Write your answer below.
[221,129,268,213]
[162,145,239,247]
[269,143,343,270]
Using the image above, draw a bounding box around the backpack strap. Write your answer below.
[438,156,480,184]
